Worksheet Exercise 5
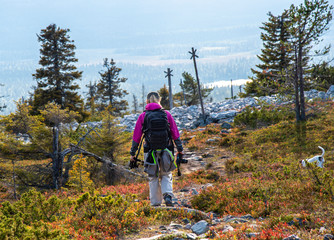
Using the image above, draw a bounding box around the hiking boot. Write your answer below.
[164,194,173,207]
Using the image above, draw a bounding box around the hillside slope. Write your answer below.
[0,101,333,239]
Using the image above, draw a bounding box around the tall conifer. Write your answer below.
[132,94,138,114]
[32,24,83,114]
[158,84,170,110]
[96,58,128,115]
[177,72,212,106]
[288,0,333,121]
[85,81,98,114]
[245,11,292,96]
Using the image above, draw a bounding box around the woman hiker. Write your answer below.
[130,91,184,206]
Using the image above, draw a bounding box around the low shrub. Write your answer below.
[0,186,208,239]
[234,104,294,129]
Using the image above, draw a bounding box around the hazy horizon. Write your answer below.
[0,0,333,114]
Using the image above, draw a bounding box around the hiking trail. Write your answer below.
[124,144,250,240]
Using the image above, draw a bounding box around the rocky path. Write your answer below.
[124,145,238,240]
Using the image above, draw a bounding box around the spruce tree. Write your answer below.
[177,72,212,106]
[310,62,334,90]
[158,84,170,110]
[132,94,138,114]
[173,79,187,106]
[288,0,333,121]
[139,84,146,112]
[96,58,128,115]
[32,24,83,114]
[245,10,292,96]
[85,81,98,114]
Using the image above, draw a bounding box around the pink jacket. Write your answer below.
[132,103,180,143]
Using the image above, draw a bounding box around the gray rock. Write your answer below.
[170,223,183,229]
[283,235,301,240]
[186,233,197,240]
[324,234,334,240]
[191,188,199,195]
[326,85,334,95]
[189,155,202,161]
[159,225,167,230]
[240,214,255,220]
[223,215,249,223]
[211,110,237,121]
[138,234,164,240]
[206,138,219,143]
[233,218,248,223]
[221,122,232,129]
[223,215,234,222]
[318,91,326,99]
[198,235,209,240]
[191,220,209,235]
[90,86,334,132]
[222,225,234,233]
[246,232,259,238]
[184,122,194,128]
[184,223,192,230]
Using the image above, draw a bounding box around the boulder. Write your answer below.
[324,234,334,240]
[222,225,234,233]
[283,235,301,240]
[221,122,232,129]
[191,220,209,235]
[326,85,334,98]
[89,86,334,132]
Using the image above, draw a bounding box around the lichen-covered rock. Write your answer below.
[191,220,209,235]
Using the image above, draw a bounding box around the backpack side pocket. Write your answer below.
[144,151,158,177]
[161,149,177,172]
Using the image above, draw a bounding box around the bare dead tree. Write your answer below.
[189,47,206,123]
[164,68,173,109]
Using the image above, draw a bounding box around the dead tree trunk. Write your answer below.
[50,124,147,188]
[52,126,61,189]
[297,31,306,121]
[189,47,206,123]
[12,159,17,200]
[61,144,147,186]
[294,46,301,122]
[164,68,173,109]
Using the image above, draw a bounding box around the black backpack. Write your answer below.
[142,109,171,150]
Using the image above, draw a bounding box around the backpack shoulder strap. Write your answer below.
[142,110,148,133]
[161,109,170,128]
[160,109,172,141]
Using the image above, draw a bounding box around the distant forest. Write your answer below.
[0,53,258,114]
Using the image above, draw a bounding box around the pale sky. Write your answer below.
[0,0,307,53]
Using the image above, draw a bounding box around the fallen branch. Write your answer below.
[68,144,147,179]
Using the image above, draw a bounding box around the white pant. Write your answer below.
[144,152,174,206]
[148,171,173,206]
